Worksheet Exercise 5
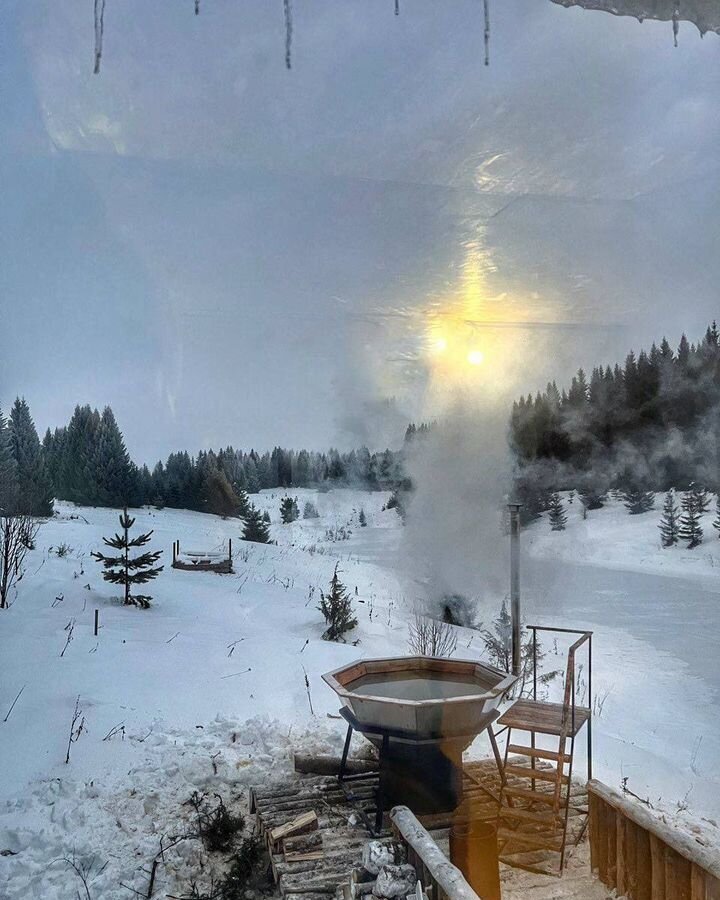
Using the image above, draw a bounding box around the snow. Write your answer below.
[1,488,719,896]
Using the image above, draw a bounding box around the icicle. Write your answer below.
[673,3,680,46]
[93,0,106,74]
[195,0,200,14]
[395,0,400,15]
[483,0,490,66]
[284,0,293,69]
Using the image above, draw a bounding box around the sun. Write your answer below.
[467,349,484,366]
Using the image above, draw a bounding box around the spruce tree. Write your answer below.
[579,486,605,510]
[679,490,703,548]
[8,398,54,517]
[0,405,18,515]
[359,508,367,527]
[242,504,271,543]
[548,492,567,531]
[713,496,720,539]
[93,406,133,507]
[302,501,319,519]
[659,490,680,547]
[280,496,299,524]
[201,469,243,518]
[91,509,163,608]
[623,488,655,515]
[317,564,357,642]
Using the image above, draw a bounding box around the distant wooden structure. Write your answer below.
[171,539,232,574]
[588,780,720,900]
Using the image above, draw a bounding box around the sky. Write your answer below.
[2,0,720,464]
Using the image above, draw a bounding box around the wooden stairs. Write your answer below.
[496,631,593,877]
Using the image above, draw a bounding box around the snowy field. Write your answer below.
[1,489,720,897]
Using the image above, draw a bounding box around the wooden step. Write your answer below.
[497,827,563,851]
[500,806,561,825]
[508,744,571,763]
[503,786,558,806]
[504,765,568,784]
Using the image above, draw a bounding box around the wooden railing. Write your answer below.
[390,806,481,900]
[588,780,720,899]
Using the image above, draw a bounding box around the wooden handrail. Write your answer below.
[390,806,482,900]
[588,780,720,897]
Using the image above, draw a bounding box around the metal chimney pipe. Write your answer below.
[508,503,522,677]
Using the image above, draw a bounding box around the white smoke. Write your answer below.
[400,394,511,620]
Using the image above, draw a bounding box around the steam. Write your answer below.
[400,395,511,619]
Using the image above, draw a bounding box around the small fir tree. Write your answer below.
[481,600,559,699]
[359,508,367,527]
[623,488,655,515]
[679,490,703,548]
[280,496,299,524]
[712,495,720,539]
[548,492,567,531]
[242,504,271,543]
[91,509,163,608]
[302,501,319,519]
[262,510,271,524]
[659,490,680,547]
[579,486,605,510]
[317,564,357,642]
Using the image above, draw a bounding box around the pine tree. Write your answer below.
[93,406,133,507]
[623,488,655,515]
[279,496,299,524]
[579,486,605,510]
[679,490,703,548]
[263,510,271,524]
[302,501,319,519]
[201,469,244,518]
[8,398,54,517]
[317,564,357,642]
[548,492,567,531]
[359,508,367,527]
[242,504,271,543]
[659,490,680,547]
[713,496,720,539]
[91,509,163,608]
[0,404,18,515]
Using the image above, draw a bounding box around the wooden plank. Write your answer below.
[507,744,571,762]
[650,833,666,900]
[666,846,692,900]
[691,864,707,900]
[268,810,318,846]
[616,807,627,897]
[504,765,568,784]
[606,800,617,888]
[635,825,653,900]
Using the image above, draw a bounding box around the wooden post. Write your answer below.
[228,538,232,564]
[94,609,99,636]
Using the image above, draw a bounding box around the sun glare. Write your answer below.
[467,350,483,366]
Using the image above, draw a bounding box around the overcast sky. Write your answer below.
[2,0,720,464]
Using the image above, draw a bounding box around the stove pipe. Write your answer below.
[508,503,522,677]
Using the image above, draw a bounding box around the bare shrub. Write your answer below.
[0,515,40,608]
[407,613,458,657]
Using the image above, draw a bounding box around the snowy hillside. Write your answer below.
[1,488,719,897]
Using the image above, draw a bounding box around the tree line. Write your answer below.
[0,398,408,518]
[510,322,720,520]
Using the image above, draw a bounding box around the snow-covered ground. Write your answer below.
[1,488,719,898]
